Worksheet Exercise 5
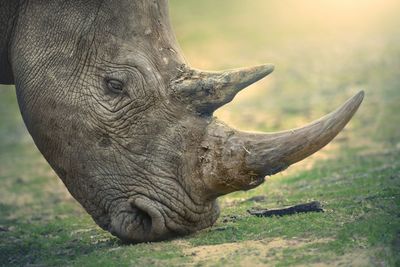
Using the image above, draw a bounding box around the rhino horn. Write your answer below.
[201,91,364,196]
[172,64,274,115]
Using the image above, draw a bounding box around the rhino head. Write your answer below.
[0,0,363,242]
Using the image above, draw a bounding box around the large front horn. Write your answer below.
[201,91,364,196]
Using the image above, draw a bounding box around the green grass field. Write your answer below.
[1,1,400,266]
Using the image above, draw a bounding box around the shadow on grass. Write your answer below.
[0,209,122,266]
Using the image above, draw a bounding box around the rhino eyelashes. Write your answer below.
[106,79,124,94]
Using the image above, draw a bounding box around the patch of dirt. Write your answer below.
[300,249,381,267]
[327,250,374,267]
[179,238,333,267]
[177,238,379,266]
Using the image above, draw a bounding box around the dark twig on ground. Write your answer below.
[247,201,324,217]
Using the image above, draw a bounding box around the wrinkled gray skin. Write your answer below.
[0,0,363,243]
[1,0,218,242]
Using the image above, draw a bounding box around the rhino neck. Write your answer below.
[0,0,22,84]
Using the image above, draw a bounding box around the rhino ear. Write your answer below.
[0,0,17,85]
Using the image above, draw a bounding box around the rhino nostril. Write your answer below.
[108,197,169,243]
[132,197,167,238]
[130,203,152,233]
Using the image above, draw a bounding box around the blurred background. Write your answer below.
[175,1,400,187]
[1,1,399,266]
[171,0,400,142]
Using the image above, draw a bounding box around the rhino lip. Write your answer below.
[108,196,170,243]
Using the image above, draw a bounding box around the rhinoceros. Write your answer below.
[0,0,363,243]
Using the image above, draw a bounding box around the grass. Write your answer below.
[1,1,400,266]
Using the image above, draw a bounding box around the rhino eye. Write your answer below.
[106,79,124,94]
